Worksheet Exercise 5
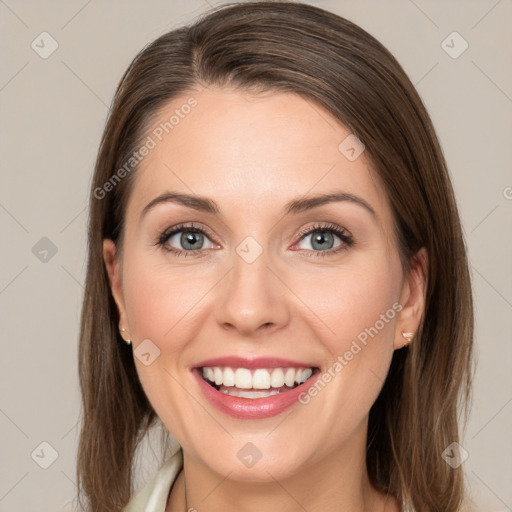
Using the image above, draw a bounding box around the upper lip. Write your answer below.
[193,356,318,370]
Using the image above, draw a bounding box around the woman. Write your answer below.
[77,2,474,511]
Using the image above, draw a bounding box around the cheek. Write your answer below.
[120,254,208,436]
[288,253,402,395]
[122,253,210,347]
[298,260,399,341]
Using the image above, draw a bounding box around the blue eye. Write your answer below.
[156,222,353,258]
[295,223,353,256]
[157,223,216,255]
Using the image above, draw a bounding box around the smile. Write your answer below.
[201,366,314,398]
[192,357,321,419]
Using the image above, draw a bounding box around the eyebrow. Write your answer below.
[140,190,377,221]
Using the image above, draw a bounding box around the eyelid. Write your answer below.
[156,222,219,254]
[156,221,353,256]
[291,222,353,253]
[294,222,351,241]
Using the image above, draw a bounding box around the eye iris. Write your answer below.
[181,231,203,250]
[311,231,334,250]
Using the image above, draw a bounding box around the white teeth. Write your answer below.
[270,368,285,388]
[302,368,313,381]
[284,368,296,387]
[214,367,223,385]
[221,388,280,398]
[252,369,271,389]
[235,368,253,389]
[202,366,314,390]
[223,367,235,387]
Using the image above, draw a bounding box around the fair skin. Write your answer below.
[104,87,427,512]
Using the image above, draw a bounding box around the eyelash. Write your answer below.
[295,223,353,258]
[155,222,354,258]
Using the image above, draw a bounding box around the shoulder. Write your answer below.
[124,448,183,512]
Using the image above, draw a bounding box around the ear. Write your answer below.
[394,247,428,350]
[103,239,130,340]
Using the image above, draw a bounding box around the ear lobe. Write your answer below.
[103,239,128,327]
[394,247,428,350]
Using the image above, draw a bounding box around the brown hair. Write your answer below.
[77,2,474,511]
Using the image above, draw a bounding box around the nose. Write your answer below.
[214,247,290,337]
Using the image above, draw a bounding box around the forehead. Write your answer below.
[126,86,393,230]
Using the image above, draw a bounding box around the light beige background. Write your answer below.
[0,1,511,511]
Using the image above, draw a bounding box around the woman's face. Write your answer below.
[104,86,425,482]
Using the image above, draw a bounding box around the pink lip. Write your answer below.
[192,367,320,420]
[193,356,316,370]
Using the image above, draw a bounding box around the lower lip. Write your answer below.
[192,368,319,419]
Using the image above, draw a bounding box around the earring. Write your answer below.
[401,331,414,346]
[119,327,132,345]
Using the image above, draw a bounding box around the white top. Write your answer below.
[124,448,184,512]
